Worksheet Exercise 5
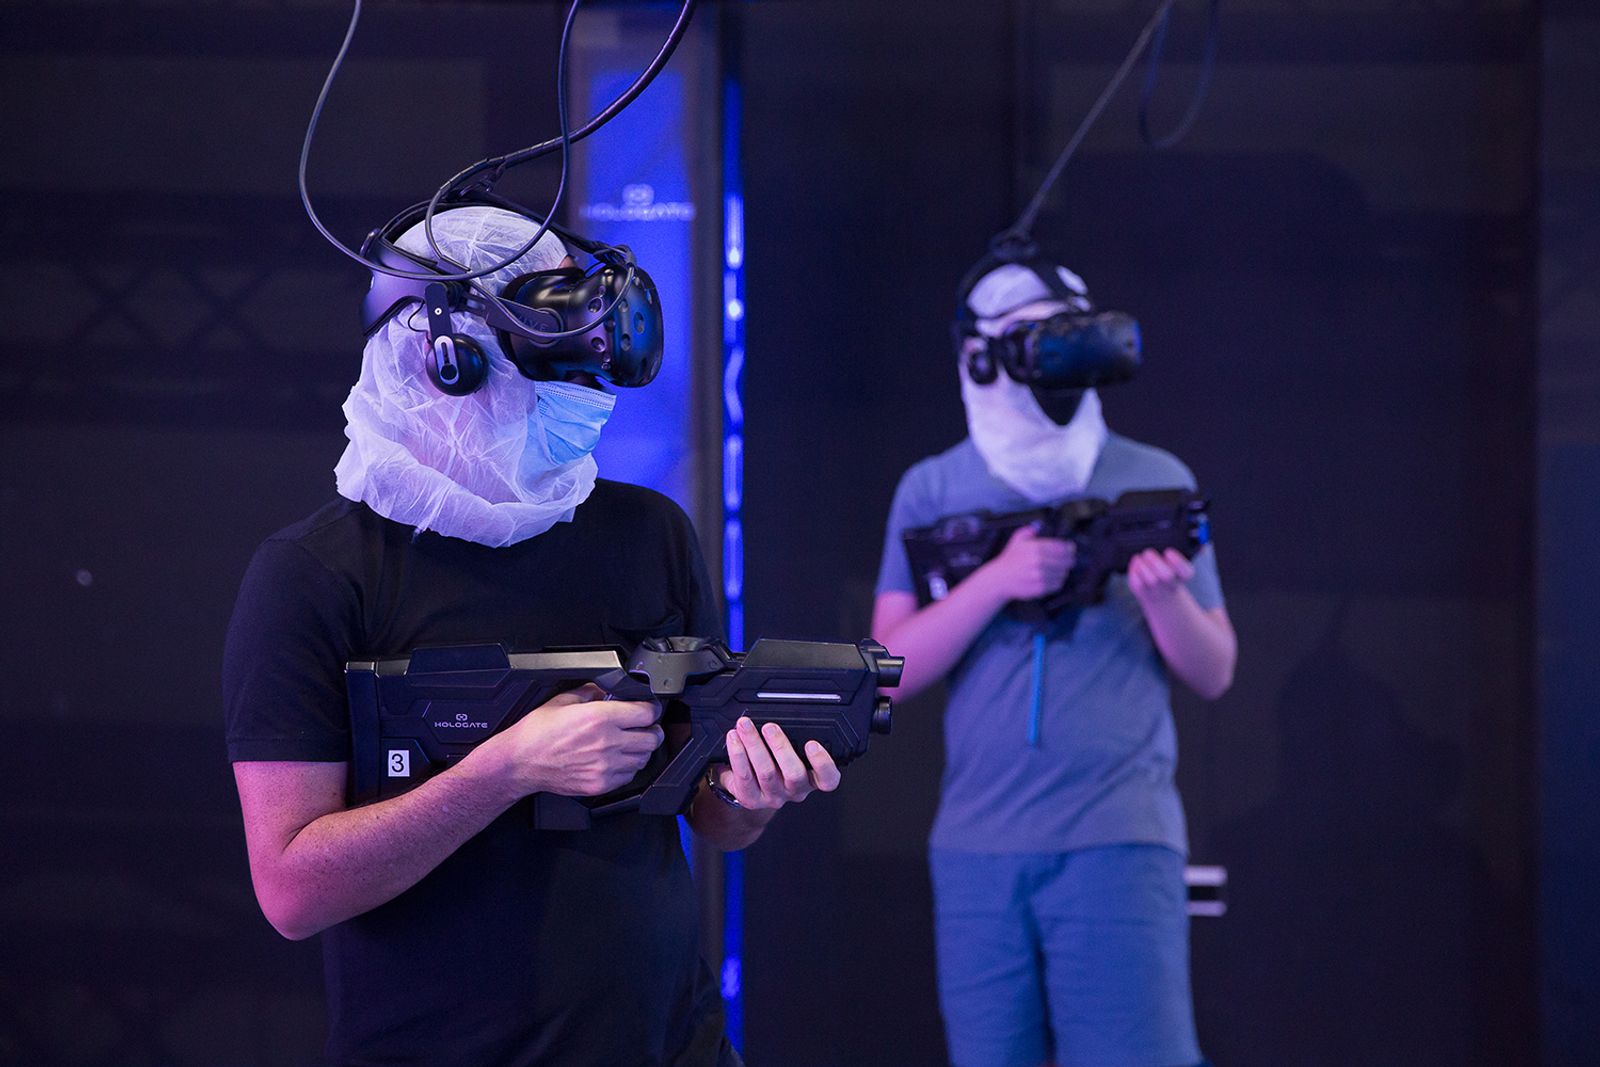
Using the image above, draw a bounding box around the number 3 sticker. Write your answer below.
[388,749,410,778]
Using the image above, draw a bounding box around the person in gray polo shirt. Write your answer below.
[873,258,1237,1067]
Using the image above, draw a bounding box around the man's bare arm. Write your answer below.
[234,685,662,940]
[1128,548,1237,700]
[873,526,1075,701]
[235,755,521,940]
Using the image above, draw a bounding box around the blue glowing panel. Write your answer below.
[720,68,746,1048]
[578,69,695,509]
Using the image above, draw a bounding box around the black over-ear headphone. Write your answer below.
[420,280,489,396]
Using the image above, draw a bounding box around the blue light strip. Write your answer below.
[719,56,746,1050]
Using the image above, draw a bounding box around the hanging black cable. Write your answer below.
[298,0,698,284]
[421,0,586,277]
[1137,0,1222,149]
[1001,0,1222,254]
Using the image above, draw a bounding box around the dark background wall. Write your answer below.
[1537,3,1600,1063]
[1,1,1594,1065]
[736,2,1579,1065]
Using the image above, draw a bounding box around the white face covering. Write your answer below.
[961,371,1107,503]
[959,262,1109,503]
[334,206,610,547]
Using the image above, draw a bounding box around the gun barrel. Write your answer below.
[857,639,905,688]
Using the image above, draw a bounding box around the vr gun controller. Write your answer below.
[902,488,1210,622]
[345,636,902,830]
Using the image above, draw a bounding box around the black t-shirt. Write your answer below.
[223,482,727,1067]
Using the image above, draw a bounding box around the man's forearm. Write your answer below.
[875,572,1011,701]
[238,745,523,941]
[1141,594,1236,700]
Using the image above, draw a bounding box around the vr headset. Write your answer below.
[952,237,1141,393]
[359,194,663,396]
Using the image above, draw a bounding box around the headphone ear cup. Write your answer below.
[965,339,999,385]
[427,333,489,396]
[997,332,1030,385]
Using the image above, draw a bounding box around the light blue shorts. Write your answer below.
[929,844,1201,1067]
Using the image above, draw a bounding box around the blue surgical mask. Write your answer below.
[536,380,616,465]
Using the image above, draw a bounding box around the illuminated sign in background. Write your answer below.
[577,70,696,509]
[573,43,746,1048]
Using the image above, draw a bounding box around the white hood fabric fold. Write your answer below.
[334,206,594,547]
[961,371,1107,503]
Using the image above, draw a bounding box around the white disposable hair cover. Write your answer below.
[965,262,1092,322]
[960,261,1107,502]
[334,206,599,547]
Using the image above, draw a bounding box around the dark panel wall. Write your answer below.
[737,6,1019,1064]
[1537,6,1600,1063]
[1016,9,1538,1064]
[739,3,1543,1065]
[2,5,568,1064]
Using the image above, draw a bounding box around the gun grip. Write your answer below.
[638,728,722,816]
[530,793,594,831]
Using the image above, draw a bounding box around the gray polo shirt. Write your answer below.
[876,434,1224,855]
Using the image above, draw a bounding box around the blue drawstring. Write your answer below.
[1027,631,1047,747]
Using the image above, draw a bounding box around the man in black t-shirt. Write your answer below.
[224,207,836,1066]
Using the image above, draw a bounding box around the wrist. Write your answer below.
[966,561,1017,611]
[1133,582,1190,619]
[691,779,775,849]
[704,766,743,808]
[461,732,540,805]
[701,769,774,827]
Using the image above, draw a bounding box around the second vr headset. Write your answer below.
[360,194,664,396]
[953,236,1142,393]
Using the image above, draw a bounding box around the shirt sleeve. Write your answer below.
[222,538,362,763]
[874,464,938,598]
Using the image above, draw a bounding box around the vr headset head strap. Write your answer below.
[359,192,633,336]
[953,228,1089,341]
[362,191,634,270]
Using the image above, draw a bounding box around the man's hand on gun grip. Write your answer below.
[711,716,842,811]
[977,523,1077,602]
[482,683,664,799]
[1126,547,1196,612]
